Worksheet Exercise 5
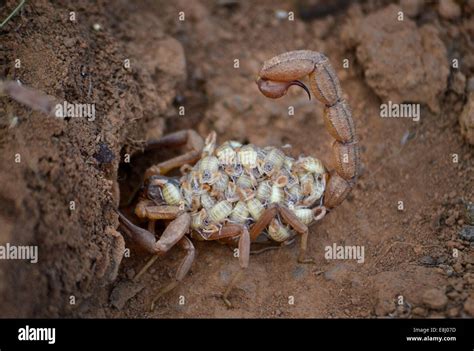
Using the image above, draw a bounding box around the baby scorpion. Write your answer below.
[118,50,359,309]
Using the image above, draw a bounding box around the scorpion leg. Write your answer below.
[250,238,296,255]
[249,204,278,241]
[130,203,183,281]
[278,206,314,264]
[144,129,204,178]
[117,211,193,307]
[117,210,189,254]
[150,236,195,311]
[135,200,182,220]
[123,129,203,206]
[206,224,250,308]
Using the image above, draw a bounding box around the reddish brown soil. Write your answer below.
[0,0,472,318]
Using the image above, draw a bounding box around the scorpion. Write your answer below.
[117,50,360,309]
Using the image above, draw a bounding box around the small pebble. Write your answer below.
[447,290,459,299]
[467,77,474,93]
[94,143,115,164]
[453,262,464,273]
[422,288,448,310]
[400,0,423,17]
[464,202,474,225]
[459,226,474,242]
[292,266,306,280]
[125,268,136,280]
[9,116,18,129]
[412,306,427,316]
[464,296,474,316]
[64,37,76,48]
[451,72,466,95]
[464,273,474,284]
[445,215,456,226]
[438,0,461,19]
[453,281,464,292]
[447,307,459,317]
[275,10,288,20]
[419,255,436,266]
[217,0,239,6]
[110,281,144,310]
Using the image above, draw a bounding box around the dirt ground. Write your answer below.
[0,0,473,318]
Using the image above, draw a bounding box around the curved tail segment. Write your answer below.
[257,50,359,209]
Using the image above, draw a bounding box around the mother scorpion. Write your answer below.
[118,50,359,309]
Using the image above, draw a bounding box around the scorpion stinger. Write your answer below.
[257,77,311,100]
[257,50,360,208]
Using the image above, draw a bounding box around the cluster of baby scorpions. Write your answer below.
[118,50,360,309]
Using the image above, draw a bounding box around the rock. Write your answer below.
[92,23,102,31]
[359,310,370,317]
[125,268,136,280]
[438,0,461,20]
[64,37,76,48]
[451,71,466,95]
[375,299,395,316]
[419,255,436,266]
[94,143,115,164]
[412,306,428,316]
[275,10,289,20]
[445,214,456,226]
[109,280,145,309]
[400,0,423,17]
[323,263,350,282]
[460,93,474,145]
[153,37,187,80]
[94,226,126,284]
[220,269,231,282]
[464,273,474,285]
[447,307,459,317]
[445,266,454,277]
[465,253,474,265]
[464,295,474,316]
[468,0,474,11]
[145,118,165,141]
[467,77,474,93]
[459,225,474,241]
[351,297,361,305]
[447,290,459,299]
[464,202,474,225]
[447,240,463,249]
[105,227,126,282]
[422,288,448,310]
[217,0,240,8]
[453,262,464,273]
[453,281,464,292]
[342,5,449,113]
[292,266,306,280]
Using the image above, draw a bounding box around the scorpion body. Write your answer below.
[145,138,328,243]
[118,50,359,309]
